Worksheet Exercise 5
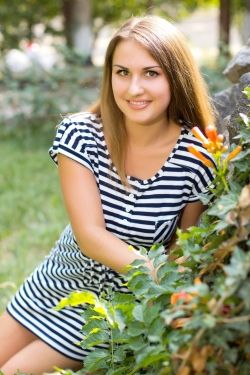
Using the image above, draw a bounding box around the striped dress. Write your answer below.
[7,112,215,361]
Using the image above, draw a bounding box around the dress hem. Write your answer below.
[6,307,83,363]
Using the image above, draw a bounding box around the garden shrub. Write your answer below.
[0,53,101,131]
[56,88,250,375]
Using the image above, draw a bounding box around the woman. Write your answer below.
[0,15,215,374]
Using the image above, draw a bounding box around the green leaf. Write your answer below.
[243,86,250,99]
[54,290,97,310]
[81,318,108,337]
[108,367,133,375]
[157,262,178,280]
[84,349,110,371]
[224,248,250,287]
[202,314,217,328]
[113,345,127,363]
[127,274,151,296]
[146,283,169,298]
[135,345,168,368]
[114,309,129,332]
[207,192,239,218]
[226,321,250,334]
[239,281,250,309]
[153,253,168,268]
[143,303,161,325]
[148,244,165,260]
[160,270,180,286]
[127,321,145,337]
[148,317,165,339]
[132,304,144,322]
[130,258,147,267]
[112,292,136,305]
[82,330,110,349]
[128,335,147,351]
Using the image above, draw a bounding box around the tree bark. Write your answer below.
[146,0,154,14]
[219,0,231,56]
[62,0,73,48]
[242,0,250,43]
[62,0,93,63]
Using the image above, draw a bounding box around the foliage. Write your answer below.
[56,89,250,374]
[0,0,235,51]
[0,56,101,130]
[0,0,61,51]
[200,56,230,94]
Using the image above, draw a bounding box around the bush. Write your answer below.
[0,52,101,131]
[56,88,250,375]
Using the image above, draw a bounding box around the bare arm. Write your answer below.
[57,154,148,274]
[179,200,206,230]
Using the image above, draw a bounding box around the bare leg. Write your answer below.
[0,311,37,366]
[1,339,82,375]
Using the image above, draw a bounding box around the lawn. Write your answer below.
[0,122,68,312]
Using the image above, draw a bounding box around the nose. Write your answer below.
[128,76,144,96]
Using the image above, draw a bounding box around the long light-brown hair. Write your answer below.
[90,15,215,185]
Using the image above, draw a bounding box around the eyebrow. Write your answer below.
[112,64,161,70]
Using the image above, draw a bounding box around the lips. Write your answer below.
[127,100,151,109]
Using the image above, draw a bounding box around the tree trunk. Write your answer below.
[62,0,93,63]
[242,0,250,43]
[62,0,73,48]
[146,0,154,14]
[219,0,231,56]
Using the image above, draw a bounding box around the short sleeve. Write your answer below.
[48,116,95,173]
[188,160,215,202]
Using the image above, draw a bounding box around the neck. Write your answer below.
[125,119,179,147]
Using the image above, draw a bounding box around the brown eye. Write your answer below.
[116,69,129,76]
[145,70,159,77]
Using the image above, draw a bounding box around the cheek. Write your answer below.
[112,76,127,97]
[159,84,171,105]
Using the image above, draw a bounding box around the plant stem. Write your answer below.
[218,315,250,323]
[110,324,114,370]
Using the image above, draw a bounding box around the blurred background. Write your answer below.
[0,0,249,311]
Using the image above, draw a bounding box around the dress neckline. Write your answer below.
[101,123,185,186]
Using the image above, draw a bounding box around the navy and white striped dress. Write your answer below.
[7,112,214,361]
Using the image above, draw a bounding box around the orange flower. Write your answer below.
[226,145,242,161]
[205,125,218,143]
[170,291,193,305]
[187,145,215,168]
[171,317,191,328]
[191,127,208,144]
[191,126,226,154]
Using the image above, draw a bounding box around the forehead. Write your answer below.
[112,38,158,66]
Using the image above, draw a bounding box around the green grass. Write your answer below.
[0,122,68,312]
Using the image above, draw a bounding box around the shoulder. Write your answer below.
[59,112,103,134]
[49,112,103,167]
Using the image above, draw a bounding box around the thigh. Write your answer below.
[1,339,82,375]
[0,311,37,366]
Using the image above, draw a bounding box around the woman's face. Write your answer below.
[111,38,171,128]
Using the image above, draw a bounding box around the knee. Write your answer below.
[1,361,21,375]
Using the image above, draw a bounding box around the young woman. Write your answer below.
[0,15,215,374]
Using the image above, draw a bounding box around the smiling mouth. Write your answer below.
[127,100,151,109]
